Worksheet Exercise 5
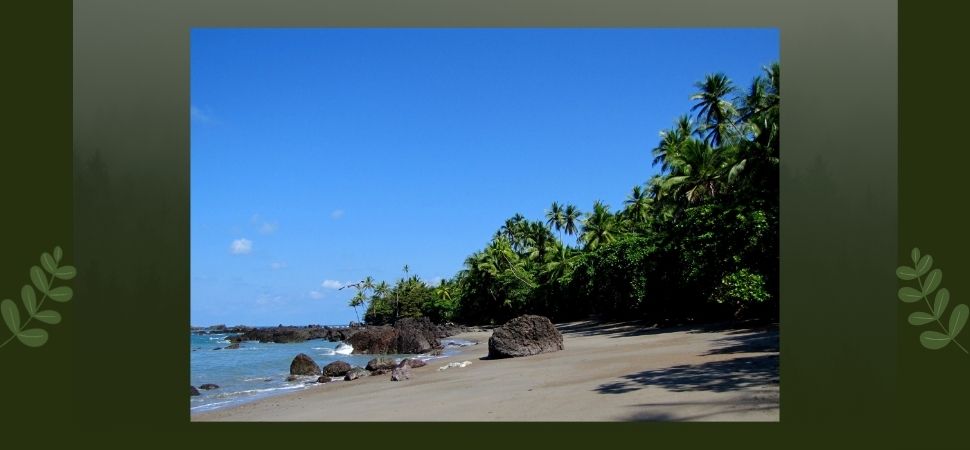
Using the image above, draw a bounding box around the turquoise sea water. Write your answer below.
[190,332,471,413]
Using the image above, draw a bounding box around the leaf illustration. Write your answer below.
[912,247,921,264]
[48,286,73,303]
[916,255,933,276]
[920,331,951,350]
[898,287,923,303]
[17,329,48,347]
[41,253,57,274]
[34,310,61,325]
[21,285,37,315]
[949,304,968,339]
[53,246,62,263]
[908,312,936,326]
[922,269,942,296]
[1,299,20,333]
[30,266,49,294]
[896,266,917,280]
[934,289,950,319]
[53,265,76,280]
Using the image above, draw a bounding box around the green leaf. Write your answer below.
[908,312,936,326]
[922,269,942,296]
[933,289,950,319]
[920,331,951,350]
[48,287,73,303]
[949,304,968,339]
[34,310,61,325]
[53,265,76,280]
[17,329,48,347]
[896,266,917,280]
[41,252,57,274]
[30,266,49,294]
[21,285,37,315]
[1,299,21,333]
[911,247,921,264]
[898,287,923,303]
[916,255,933,277]
[53,246,63,263]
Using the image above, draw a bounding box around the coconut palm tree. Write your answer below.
[660,139,734,204]
[546,201,565,241]
[623,185,652,224]
[652,115,695,173]
[580,201,617,250]
[691,72,739,147]
[563,204,582,243]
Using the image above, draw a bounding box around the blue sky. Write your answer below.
[191,28,779,326]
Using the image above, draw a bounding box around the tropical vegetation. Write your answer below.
[354,63,779,326]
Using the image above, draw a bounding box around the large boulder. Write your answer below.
[395,317,441,354]
[390,365,411,381]
[190,386,200,396]
[322,360,352,377]
[366,357,397,371]
[289,353,321,376]
[347,326,399,354]
[487,315,563,359]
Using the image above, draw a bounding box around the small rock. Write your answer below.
[224,343,241,350]
[399,358,427,369]
[190,386,200,396]
[366,357,397,371]
[344,367,369,381]
[390,365,411,381]
[316,376,332,383]
[286,375,299,382]
[199,383,219,390]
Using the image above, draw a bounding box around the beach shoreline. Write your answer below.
[192,321,778,422]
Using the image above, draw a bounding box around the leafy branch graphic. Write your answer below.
[897,247,967,354]
[0,246,75,349]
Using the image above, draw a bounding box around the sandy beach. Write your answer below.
[193,321,778,422]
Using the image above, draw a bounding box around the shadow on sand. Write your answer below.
[596,354,779,395]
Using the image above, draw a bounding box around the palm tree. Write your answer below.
[652,115,695,173]
[580,201,617,250]
[348,289,365,323]
[623,185,652,224]
[563,204,582,243]
[690,73,739,147]
[546,202,565,241]
[660,139,734,204]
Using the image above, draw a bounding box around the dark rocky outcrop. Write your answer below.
[344,367,369,381]
[395,317,441,354]
[398,358,426,369]
[366,357,397,371]
[199,383,219,390]
[347,326,399,354]
[289,353,321,376]
[190,386,200,396]
[322,360,352,377]
[390,365,411,381]
[227,325,359,344]
[487,315,563,359]
[224,343,241,350]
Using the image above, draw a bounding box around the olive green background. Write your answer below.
[4,0,941,445]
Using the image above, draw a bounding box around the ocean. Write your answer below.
[190,332,472,413]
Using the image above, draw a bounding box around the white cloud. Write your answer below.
[308,290,324,299]
[270,261,287,270]
[330,209,345,220]
[321,279,344,289]
[191,105,212,123]
[230,238,253,254]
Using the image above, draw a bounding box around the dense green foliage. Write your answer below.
[360,63,779,326]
